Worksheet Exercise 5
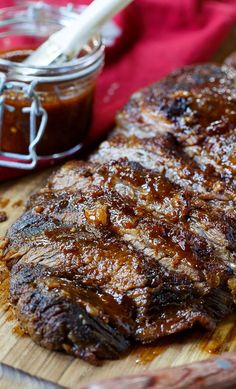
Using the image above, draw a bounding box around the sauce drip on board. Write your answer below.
[200,315,236,355]
[0,263,26,336]
[0,198,10,208]
[0,211,7,223]
[131,319,236,366]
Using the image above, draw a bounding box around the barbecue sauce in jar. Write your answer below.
[0,48,102,156]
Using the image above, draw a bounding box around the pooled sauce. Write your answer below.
[0,48,95,156]
[0,264,26,337]
[0,265,10,308]
[0,198,9,208]
[131,331,195,365]
[12,199,23,208]
[0,211,7,223]
[200,315,236,355]
[12,325,26,337]
[131,320,236,366]
[133,343,169,365]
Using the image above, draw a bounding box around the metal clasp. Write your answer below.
[0,73,48,170]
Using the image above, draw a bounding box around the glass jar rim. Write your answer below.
[0,1,105,80]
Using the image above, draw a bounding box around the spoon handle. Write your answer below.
[24,0,134,66]
[63,0,134,59]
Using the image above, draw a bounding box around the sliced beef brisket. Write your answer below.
[1,63,236,364]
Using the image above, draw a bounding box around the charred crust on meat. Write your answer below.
[1,62,236,363]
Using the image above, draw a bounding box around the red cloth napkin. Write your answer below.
[1,0,236,181]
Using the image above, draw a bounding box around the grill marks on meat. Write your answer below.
[1,63,236,363]
[95,133,234,202]
[117,64,236,183]
[48,160,235,277]
[10,264,134,364]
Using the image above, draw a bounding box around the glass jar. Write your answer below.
[0,1,105,169]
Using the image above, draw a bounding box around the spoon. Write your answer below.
[24,0,134,67]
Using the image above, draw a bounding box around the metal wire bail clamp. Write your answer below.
[0,73,48,170]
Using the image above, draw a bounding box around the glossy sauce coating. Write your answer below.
[1,63,236,364]
[117,64,236,181]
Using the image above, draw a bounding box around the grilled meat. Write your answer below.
[1,63,236,364]
[117,64,236,183]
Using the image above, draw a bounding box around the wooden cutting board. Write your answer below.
[1,162,236,389]
[1,28,236,389]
